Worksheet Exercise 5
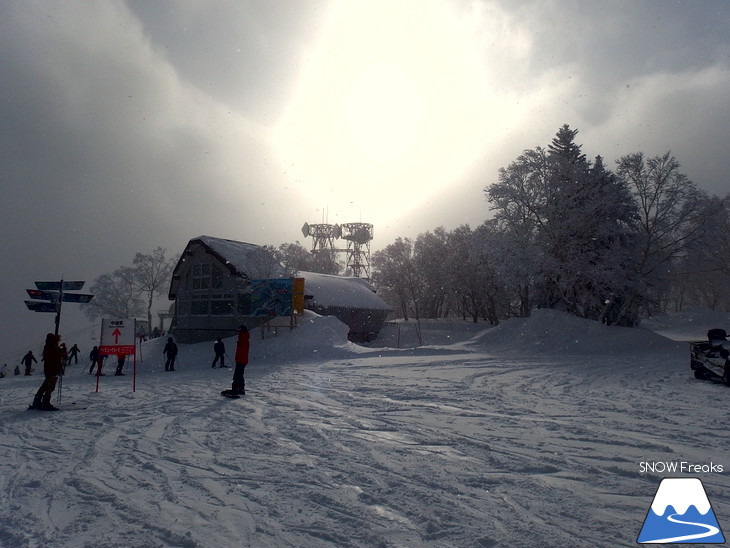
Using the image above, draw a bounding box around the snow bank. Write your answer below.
[466,308,681,356]
[168,310,355,369]
[253,311,355,363]
[641,307,730,342]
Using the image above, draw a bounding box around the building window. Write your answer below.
[211,294,234,315]
[192,264,211,289]
[191,263,225,290]
[191,294,209,315]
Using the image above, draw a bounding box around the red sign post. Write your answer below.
[99,318,137,392]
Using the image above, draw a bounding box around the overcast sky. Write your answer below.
[2,0,729,357]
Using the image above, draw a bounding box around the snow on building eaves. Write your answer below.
[299,271,391,311]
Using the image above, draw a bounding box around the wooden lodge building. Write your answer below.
[168,236,391,343]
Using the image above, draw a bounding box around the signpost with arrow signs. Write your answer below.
[24,280,93,335]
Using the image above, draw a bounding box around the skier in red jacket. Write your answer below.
[222,325,249,397]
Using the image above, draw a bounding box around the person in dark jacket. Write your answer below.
[21,350,37,375]
[31,333,64,410]
[89,346,99,374]
[211,338,226,368]
[231,326,249,395]
[163,337,178,371]
[68,343,80,364]
[114,354,126,376]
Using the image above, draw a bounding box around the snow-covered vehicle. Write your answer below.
[690,328,730,385]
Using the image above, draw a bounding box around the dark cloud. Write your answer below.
[1,0,728,358]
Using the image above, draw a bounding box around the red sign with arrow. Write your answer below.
[99,318,135,355]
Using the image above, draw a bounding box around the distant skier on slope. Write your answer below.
[21,350,37,375]
[67,343,80,365]
[211,337,226,368]
[163,337,178,371]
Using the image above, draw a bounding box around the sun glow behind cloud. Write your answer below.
[272,0,499,223]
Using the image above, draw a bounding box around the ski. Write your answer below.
[28,402,88,411]
[221,389,241,399]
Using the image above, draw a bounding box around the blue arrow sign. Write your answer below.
[25,301,59,313]
[35,281,85,291]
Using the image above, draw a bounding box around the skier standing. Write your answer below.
[163,337,178,371]
[68,343,80,364]
[89,346,99,374]
[115,354,126,376]
[231,326,249,395]
[21,350,37,375]
[211,338,225,368]
[30,333,64,410]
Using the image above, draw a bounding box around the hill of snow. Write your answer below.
[465,308,683,356]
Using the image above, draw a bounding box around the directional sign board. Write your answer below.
[35,281,85,291]
[25,301,59,313]
[26,289,93,303]
[99,318,136,355]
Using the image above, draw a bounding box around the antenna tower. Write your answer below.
[301,219,373,279]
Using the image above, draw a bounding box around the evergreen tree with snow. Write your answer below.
[486,124,638,322]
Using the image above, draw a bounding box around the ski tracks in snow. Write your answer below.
[2,344,730,547]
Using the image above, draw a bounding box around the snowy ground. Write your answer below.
[1,309,729,547]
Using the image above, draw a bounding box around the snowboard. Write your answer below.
[221,389,241,399]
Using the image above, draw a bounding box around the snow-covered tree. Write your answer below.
[615,151,715,319]
[275,242,313,276]
[125,248,177,333]
[486,125,638,322]
[413,228,452,318]
[449,224,506,324]
[83,248,176,328]
[371,238,421,321]
[82,269,145,322]
[670,194,730,311]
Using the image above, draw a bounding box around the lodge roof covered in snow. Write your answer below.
[298,271,391,311]
[168,235,285,299]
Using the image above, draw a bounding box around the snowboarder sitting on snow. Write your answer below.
[31,333,64,410]
[163,337,178,371]
[211,338,225,368]
[230,326,249,395]
[21,350,37,375]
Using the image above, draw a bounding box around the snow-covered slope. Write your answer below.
[1,309,728,547]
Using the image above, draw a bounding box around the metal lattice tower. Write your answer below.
[340,223,373,279]
[301,221,373,279]
[301,223,341,254]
